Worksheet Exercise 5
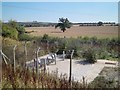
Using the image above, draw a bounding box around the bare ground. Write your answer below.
[25,26,118,38]
[26,53,118,84]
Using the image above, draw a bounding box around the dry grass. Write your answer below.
[25,26,118,39]
[2,64,88,88]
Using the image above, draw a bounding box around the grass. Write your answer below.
[2,64,89,89]
[89,67,118,88]
[2,63,119,89]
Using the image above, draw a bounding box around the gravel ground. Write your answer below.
[46,59,118,83]
[26,55,118,83]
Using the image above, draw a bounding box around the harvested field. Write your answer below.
[25,26,118,38]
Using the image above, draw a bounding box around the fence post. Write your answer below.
[36,47,41,75]
[63,51,65,61]
[46,40,49,53]
[44,58,46,73]
[13,45,17,72]
[69,50,74,85]
[54,53,56,65]
[24,41,27,63]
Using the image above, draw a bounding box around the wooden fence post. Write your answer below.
[44,58,46,73]
[54,53,56,65]
[24,41,27,63]
[36,47,41,74]
[69,50,74,84]
[13,45,17,72]
[63,51,65,61]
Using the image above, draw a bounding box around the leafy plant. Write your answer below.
[82,49,97,63]
[2,24,18,40]
[18,33,32,41]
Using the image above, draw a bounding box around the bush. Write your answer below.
[33,35,118,61]
[2,20,29,41]
[17,26,25,34]
[82,49,97,63]
[99,51,109,59]
[2,24,18,40]
[18,34,32,41]
[41,34,49,43]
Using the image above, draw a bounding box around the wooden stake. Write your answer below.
[69,50,74,84]
[63,51,65,61]
[54,53,56,65]
[36,47,40,74]
[44,58,46,73]
[24,41,27,62]
[13,45,17,72]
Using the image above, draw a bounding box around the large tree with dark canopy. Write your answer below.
[55,18,72,32]
[98,21,103,26]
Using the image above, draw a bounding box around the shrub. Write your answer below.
[82,49,97,63]
[90,75,117,88]
[18,34,32,41]
[17,26,25,35]
[41,34,49,43]
[2,24,18,40]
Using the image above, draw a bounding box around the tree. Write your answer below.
[17,26,25,35]
[2,20,30,41]
[2,24,18,40]
[41,34,49,43]
[8,20,18,28]
[8,20,25,35]
[98,21,103,26]
[55,18,72,32]
[18,33,32,41]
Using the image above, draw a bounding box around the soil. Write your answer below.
[25,26,118,39]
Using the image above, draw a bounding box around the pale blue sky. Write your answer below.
[2,2,118,23]
[2,0,120,2]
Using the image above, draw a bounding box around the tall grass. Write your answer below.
[2,63,89,89]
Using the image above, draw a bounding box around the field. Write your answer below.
[25,26,118,38]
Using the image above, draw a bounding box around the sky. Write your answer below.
[2,0,120,2]
[1,2,118,23]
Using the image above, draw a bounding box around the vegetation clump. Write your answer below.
[2,20,32,41]
[82,49,97,63]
